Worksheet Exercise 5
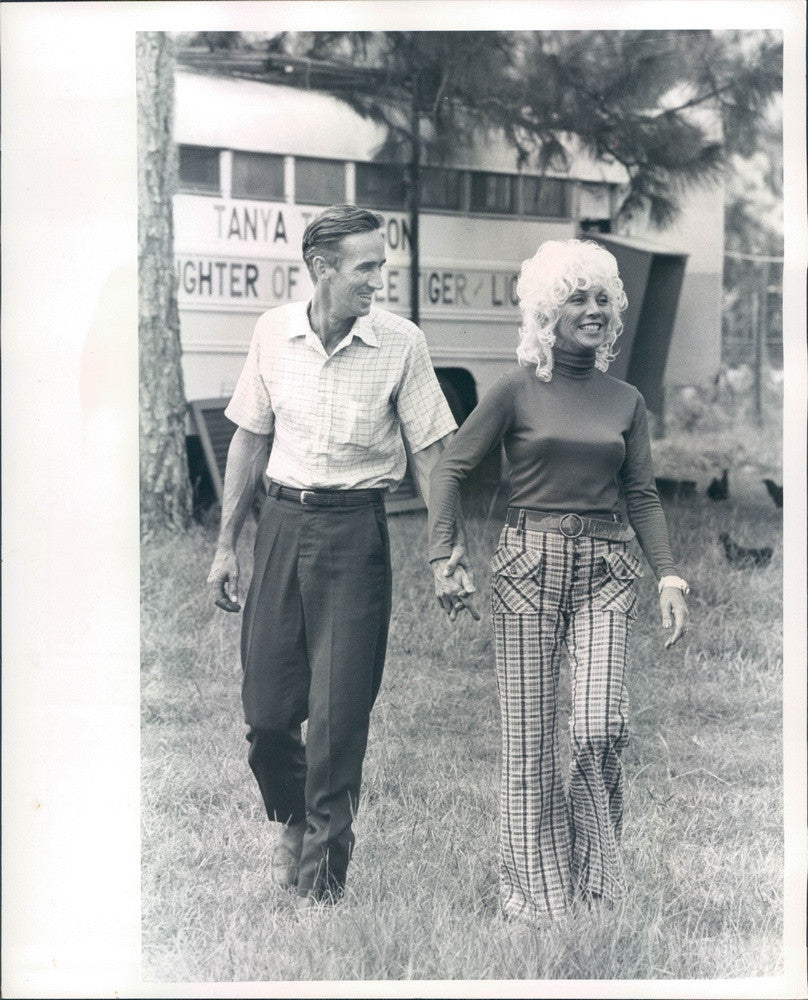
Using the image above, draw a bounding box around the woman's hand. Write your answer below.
[660,587,689,648]
[432,547,480,622]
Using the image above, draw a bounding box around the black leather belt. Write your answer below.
[266,480,384,508]
[506,507,635,541]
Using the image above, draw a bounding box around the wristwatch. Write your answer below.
[658,575,690,595]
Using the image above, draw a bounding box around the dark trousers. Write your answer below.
[240,493,392,898]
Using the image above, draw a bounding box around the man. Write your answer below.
[207,204,477,910]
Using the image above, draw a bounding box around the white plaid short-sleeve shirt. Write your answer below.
[225,301,457,490]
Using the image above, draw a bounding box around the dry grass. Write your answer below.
[141,447,784,985]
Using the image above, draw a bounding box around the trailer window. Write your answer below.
[295,157,345,205]
[232,151,285,201]
[577,182,612,221]
[355,163,406,211]
[178,145,221,195]
[522,176,570,218]
[470,172,516,214]
[421,168,462,210]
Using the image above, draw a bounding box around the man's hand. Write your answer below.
[208,548,242,613]
[207,427,269,613]
[660,587,688,648]
[432,545,480,621]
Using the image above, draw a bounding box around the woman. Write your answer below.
[428,239,689,923]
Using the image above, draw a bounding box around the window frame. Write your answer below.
[231,150,286,202]
[520,175,571,219]
[355,161,407,211]
[420,166,463,212]
[469,171,517,215]
[294,156,347,206]
[177,144,222,196]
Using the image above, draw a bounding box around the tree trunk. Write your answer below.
[137,32,192,535]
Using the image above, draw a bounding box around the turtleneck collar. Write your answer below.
[553,346,597,380]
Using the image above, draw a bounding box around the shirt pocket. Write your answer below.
[490,545,544,615]
[333,397,391,449]
[332,399,370,447]
[591,548,644,619]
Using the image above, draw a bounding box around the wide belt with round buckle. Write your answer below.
[559,513,584,537]
[505,507,635,542]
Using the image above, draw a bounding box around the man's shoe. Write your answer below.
[271,820,305,889]
[294,893,318,913]
[293,890,339,915]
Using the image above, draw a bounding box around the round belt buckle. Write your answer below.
[559,513,584,538]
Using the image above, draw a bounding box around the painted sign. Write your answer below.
[174,197,415,259]
[176,254,519,314]
[176,256,308,304]
[175,197,520,315]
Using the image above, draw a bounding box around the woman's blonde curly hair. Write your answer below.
[516,238,628,382]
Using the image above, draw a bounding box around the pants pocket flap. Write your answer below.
[491,546,544,579]
[602,549,644,580]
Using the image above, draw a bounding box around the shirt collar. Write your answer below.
[284,302,380,349]
[349,313,380,348]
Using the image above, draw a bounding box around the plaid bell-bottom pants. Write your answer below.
[491,524,643,920]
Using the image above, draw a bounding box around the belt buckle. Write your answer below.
[300,490,317,506]
[559,513,584,538]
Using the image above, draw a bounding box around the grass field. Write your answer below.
[141,431,784,985]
